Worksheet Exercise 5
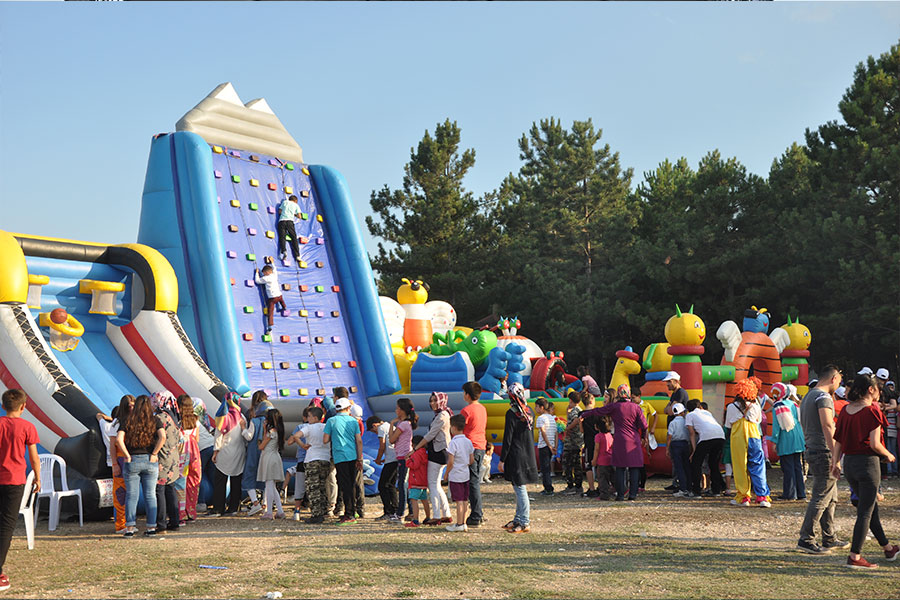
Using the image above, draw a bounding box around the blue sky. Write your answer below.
[1,2,897,255]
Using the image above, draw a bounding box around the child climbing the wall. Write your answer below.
[254,265,286,334]
[277,194,302,263]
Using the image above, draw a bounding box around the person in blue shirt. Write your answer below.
[277,195,302,262]
[323,398,363,524]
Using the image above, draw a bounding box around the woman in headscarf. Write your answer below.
[770,382,806,500]
[211,392,247,516]
[413,392,452,525]
[582,384,648,501]
[241,390,273,516]
[151,391,182,531]
[499,383,539,532]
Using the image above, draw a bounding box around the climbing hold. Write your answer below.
[265,231,275,239]
[245,361,253,369]
[243,306,254,313]
[332,336,341,343]
[317,215,324,223]
[298,362,308,370]
[299,309,308,317]
[226,251,237,259]
[284,186,293,194]
[246,253,256,261]
[279,388,290,397]
[244,279,254,287]
[262,307,268,315]
[316,238,325,245]
[315,285,324,293]
[349,386,358,393]
[214,170,223,179]
[317,388,326,396]
[298,261,307,269]
[267,206,276,214]
[333,362,341,369]
[268,159,278,166]
[247,227,257,236]
[315,336,324,344]
[250,155,260,162]
[315,261,324,268]
[261,362,272,370]
[250,179,259,187]
[230,199,240,208]
[213,146,224,154]
[243,333,253,341]
[331,311,339,317]
[301,167,310,175]
[262,333,272,342]
[332,285,340,292]
[300,285,309,292]
[280,362,290,370]
[317,362,327,369]
[300,213,308,221]
[299,388,308,396]
[299,336,308,343]
[248,202,258,211]
[264,256,273,265]
[268,183,277,191]
[232,175,241,183]
[301,190,310,198]
[227,225,238,232]
[286,163,294,171]
[230,278,235,286]
[282,284,290,291]
[230,150,241,158]
[315,311,324,318]
[280,335,290,343]
[299,236,309,244]
[348,361,357,368]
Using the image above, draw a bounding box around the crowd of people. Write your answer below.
[0,363,898,592]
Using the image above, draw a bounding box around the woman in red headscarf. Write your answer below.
[413,392,452,525]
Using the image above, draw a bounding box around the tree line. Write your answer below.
[366,43,899,386]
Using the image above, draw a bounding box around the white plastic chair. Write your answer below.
[18,470,37,550]
[34,454,83,532]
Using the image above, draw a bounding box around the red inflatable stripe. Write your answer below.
[0,357,68,438]
[120,323,187,397]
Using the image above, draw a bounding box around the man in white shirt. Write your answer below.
[684,399,726,497]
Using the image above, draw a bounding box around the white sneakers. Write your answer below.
[759,500,772,508]
[445,523,468,532]
[247,503,263,516]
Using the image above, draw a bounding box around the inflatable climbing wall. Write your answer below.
[137,84,399,424]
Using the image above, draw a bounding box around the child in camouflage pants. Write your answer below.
[289,405,330,524]
[562,392,584,494]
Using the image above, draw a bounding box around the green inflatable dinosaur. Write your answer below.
[424,329,497,367]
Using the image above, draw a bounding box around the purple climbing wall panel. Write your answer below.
[210,147,366,413]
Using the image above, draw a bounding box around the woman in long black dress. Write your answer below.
[499,383,539,533]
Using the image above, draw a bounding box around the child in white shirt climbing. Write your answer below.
[254,265,286,334]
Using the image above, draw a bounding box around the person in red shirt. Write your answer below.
[403,436,431,527]
[832,374,898,569]
[0,389,41,593]
[460,381,487,527]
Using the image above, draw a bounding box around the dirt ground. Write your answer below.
[5,471,900,599]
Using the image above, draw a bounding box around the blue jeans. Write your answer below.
[780,452,806,500]
[124,455,159,528]
[468,449,485,523]
[512,484,530,526]
[396,460,409,517]
[615,467,640,500]
[669,440,691,493]
[538,447,554,492]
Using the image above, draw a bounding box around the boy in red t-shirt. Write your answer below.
[0,389,41,592]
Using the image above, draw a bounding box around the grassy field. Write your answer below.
[5,473,899,599]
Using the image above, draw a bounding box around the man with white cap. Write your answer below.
[857,367,874,376]
[666,403,692,497]
[323,397,364,525]
[663,372,689,491]
[875,368,890,382]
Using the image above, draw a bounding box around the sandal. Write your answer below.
[422,518,440,526]
[502,520,517,531]
[508,523,531,533]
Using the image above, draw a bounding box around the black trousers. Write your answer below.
[691,438,725,495]
[0,484,25,573]
[844,455,890,554]
[156,482,179,530]
[277,220,300,259]
[378,461,399,516]
[335,460,358,518]
[212,468,242,515]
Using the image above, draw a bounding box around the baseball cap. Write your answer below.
[671,403,685,415]
[835,386,846,399]
[662,371,681,382]
[334,397,351,410]
[857,367,873,376]
[876,368,889,380]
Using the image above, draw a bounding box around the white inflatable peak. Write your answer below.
[245,98,275,115]
[208,82,244,106]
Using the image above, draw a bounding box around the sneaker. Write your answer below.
[122,528,136,538]
[686,492,700,498]
[389,514,402,524]
[465,519,482,528]
[292,511,301,522]
[562,487,582,496]
[884,545,899,561]
[439,517,453,524]
[337,516,357,526]
[730,498,751,507]
[404,520,420,528]
[846,556,878,570]
[539,490,554,496]
[584,490,600,498]
[403,514,414,522]
[260,514,274,520]
[0,573,9,592]
[247,503,263,517]
[796,540,830,554]
[664,484,678,491]
[305,515,325,524]
[822,538,850,550]
[275,512,286,519]
[673,490,687,498]
[445,523,467,532]
[759,500,772,508]
[638,488,646,493]
[373,514,391,522]
[363,477,375,486]
[143,529,157,537]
